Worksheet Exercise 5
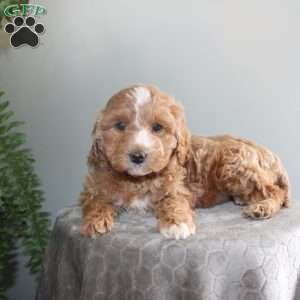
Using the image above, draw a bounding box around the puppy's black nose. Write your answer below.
[129,152,147,165]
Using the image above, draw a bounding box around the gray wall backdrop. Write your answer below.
[1,0,300,299]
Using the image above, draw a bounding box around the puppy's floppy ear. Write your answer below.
[87,118,103,167]
[171,102,191,165]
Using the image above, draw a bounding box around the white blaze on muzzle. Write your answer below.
[134,129,154,148]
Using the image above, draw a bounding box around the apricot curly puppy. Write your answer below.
[80,85,290,239]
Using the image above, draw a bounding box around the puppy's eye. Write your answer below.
[152,123,163,133]
[114,121,126,131]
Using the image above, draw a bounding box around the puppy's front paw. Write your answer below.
[159,222,196,240]
[81,215,113,238]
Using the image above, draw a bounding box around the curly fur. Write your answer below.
[80,85,291,239]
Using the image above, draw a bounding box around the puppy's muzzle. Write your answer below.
[129,151,147,165]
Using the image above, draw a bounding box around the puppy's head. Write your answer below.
[90,85,190,176]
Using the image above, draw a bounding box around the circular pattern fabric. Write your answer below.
[36,202,300,300]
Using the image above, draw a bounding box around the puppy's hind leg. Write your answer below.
[215,144,290,219]
[243,198,281,219]
[243,185,287,220]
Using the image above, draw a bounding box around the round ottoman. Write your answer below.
[36,202,300,300]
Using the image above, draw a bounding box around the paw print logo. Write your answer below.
[4,16,45,48]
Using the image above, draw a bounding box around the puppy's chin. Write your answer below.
[126,166,152,177]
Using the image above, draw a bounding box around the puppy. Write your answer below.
[80,85,290,239]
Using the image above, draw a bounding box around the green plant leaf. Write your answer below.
[0,111,14,123]
[7,121,25,130]
[0,101,9,112]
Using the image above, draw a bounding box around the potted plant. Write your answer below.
[0,91,50,299]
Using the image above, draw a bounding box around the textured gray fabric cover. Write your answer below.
[36,202,300,300]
